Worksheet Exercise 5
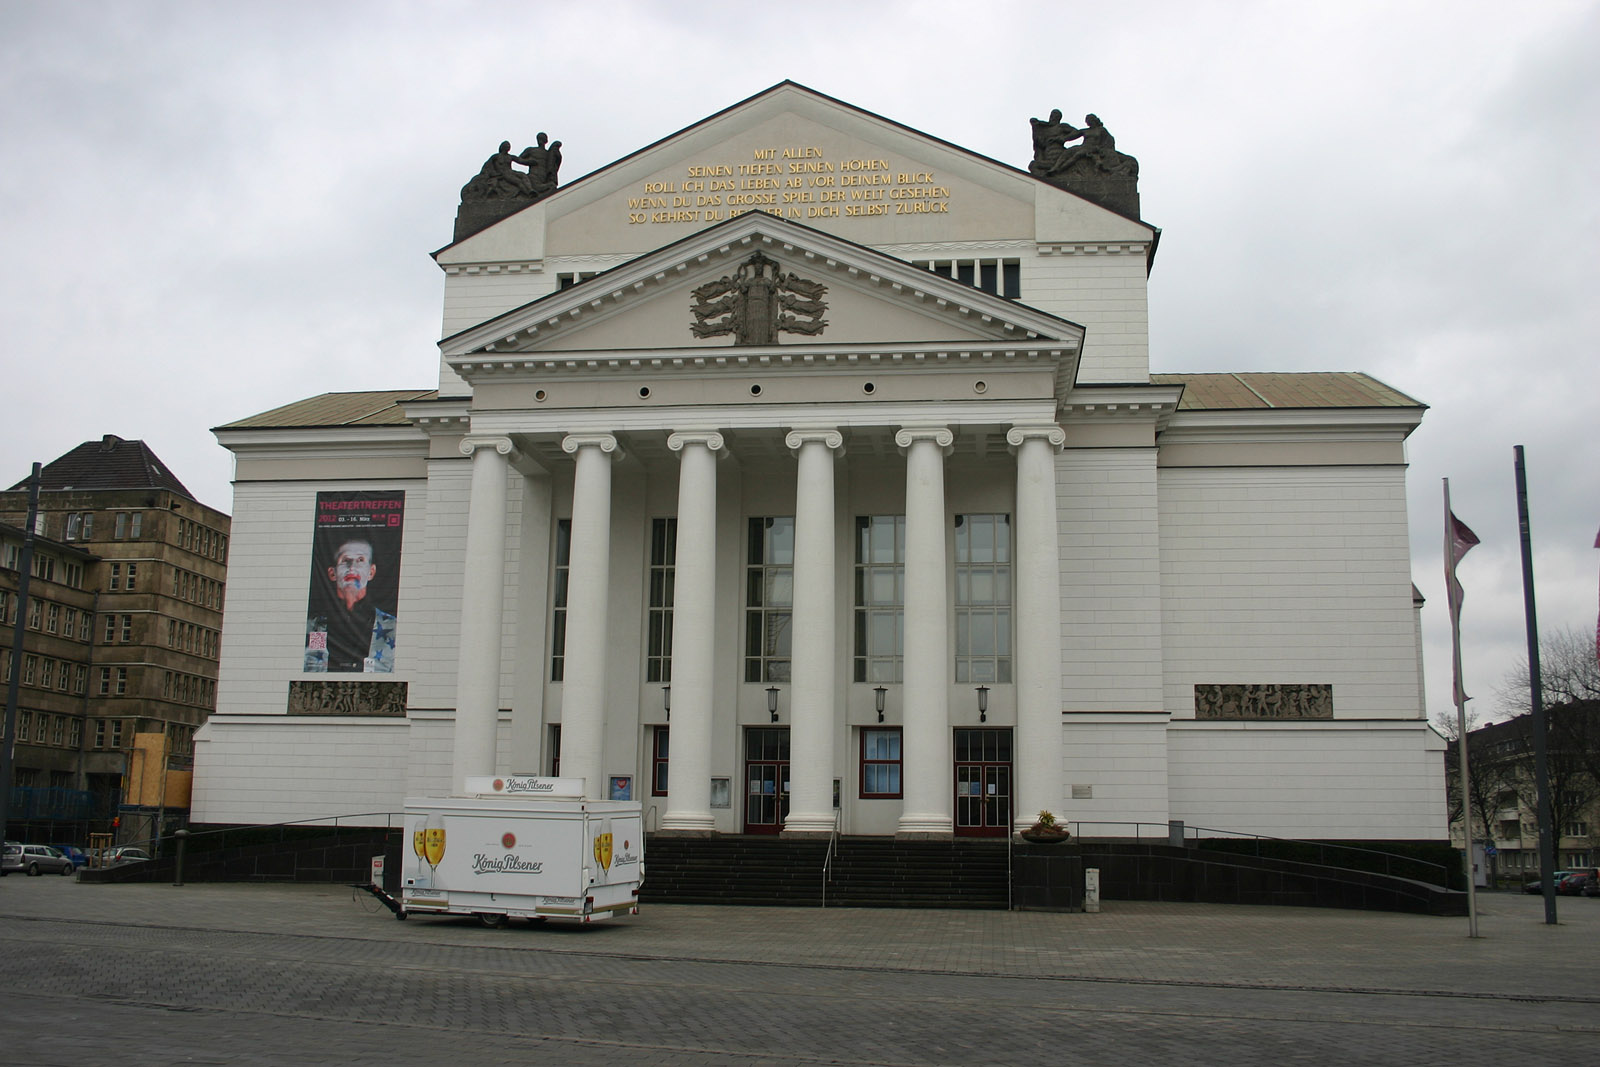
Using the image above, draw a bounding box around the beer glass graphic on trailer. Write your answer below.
[411,823,430,888]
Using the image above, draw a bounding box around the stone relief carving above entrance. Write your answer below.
[690,251,828,345]
[1194,683,1334,720]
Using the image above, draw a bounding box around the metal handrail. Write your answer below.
[1065,819,1450,887]
[821,807,841,908]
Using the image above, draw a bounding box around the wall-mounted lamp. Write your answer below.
[873,685,887,723]
[662,685,670,722]
[975,685,990,723]
[766,685,780,723]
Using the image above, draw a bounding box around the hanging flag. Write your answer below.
[1443,484,1480,708]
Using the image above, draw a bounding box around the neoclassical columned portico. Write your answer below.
[560,432,622,800]
[783,428,845,836]
[896,426,955,838]
[1008,424,1067,828]
[659,430,724,833]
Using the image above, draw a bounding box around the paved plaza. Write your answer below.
[1,875,1595,1065]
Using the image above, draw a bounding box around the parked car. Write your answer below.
[1,843,76,876]
[50,845,90,869]
[1555,869,1598,896]
[1523,870,1572,894]
[104,847,153,865]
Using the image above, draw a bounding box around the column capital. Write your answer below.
[785,427,844,456]
[667,430,726,455]
[895,425,954,455]
[459,434,516,459]
[1006,424,1067,452]
[561,433,624,461]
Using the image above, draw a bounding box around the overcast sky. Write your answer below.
[3,1,1595,727]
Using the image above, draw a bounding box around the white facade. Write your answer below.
[194,84,1446,842]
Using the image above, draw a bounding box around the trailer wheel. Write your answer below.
[476,912,507,928]
[394,910,408,921]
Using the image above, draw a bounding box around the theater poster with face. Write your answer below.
[303,492,405,673]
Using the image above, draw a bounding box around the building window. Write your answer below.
[104,614,116,643]
[110,719,123,747]
[120,614,132,642]
[66,512,89,540]
[109,563,121,590]
[40,659,54,689]
[651,725,670,796]
[115,667,128,695]
[646,518,676,683]
[68,718,82,748]
[550,519,571,682]
[126,563,138,591]
[0,590,9,624]
[745,517,794,683]
[547,723,561,777]
[50,715,64,746]
[62,561,82,588]
[27,599,41,629]
[853,515,905,683]
[1563,821,1590,838]
[31,555,55,582]
[954,514,1012,684]
[73,665,86,695]
[557,271,598,289]
[46,603,59,633]
[861,727,903,798]
[23,655,37,686]
[915,257,1022,299]
[114,513,126,539]
[1,543,17,570]
[78,612,91,641]
[17,711,30,742]
[98,667,111,695]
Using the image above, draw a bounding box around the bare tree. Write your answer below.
[1435,708,1515,859]
[1496,625,1600,714]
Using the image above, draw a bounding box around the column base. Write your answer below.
[781,812,837,836]
[658,812,717,835]
[895,813,953,837]
[652,827,719,839]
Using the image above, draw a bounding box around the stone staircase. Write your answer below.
[641,834,1010,909]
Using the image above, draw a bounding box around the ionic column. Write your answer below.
[659,430,724,834]
[896,426,954,838]
[783,428,844,836]
[1007,424,1067,830]
[560,432,622,799]
[452,435,517,793]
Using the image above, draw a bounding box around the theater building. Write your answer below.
[193,84,1446,843]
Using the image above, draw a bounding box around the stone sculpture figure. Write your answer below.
[1029,111,1138,181]
[460,133,562,204]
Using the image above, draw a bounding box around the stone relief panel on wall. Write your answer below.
[1194,683,1333,720]
[690,251,828,344]
[288,680,409,717]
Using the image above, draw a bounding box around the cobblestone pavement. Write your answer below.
[1,877,1596,1065]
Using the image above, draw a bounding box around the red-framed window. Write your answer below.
[860,727,902,798]
[651,725,670,796]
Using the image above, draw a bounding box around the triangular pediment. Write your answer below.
[437,82,1152,266]
[440,211,1084,365]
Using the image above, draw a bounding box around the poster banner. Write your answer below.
[303,491,404,673]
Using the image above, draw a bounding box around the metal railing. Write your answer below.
[1066,819,1450,887]
[821,807,841,908]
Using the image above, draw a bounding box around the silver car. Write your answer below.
[2,843,75,876]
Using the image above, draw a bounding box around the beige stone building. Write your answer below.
[2,435,229,838]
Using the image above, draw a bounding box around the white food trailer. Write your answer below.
[393,776,644,925]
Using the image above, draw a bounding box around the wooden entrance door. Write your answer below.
[744,727,790,833]
[953,728,1012,837]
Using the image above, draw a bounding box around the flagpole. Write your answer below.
[1513,445,1557,925]
[1443,478,1479,937]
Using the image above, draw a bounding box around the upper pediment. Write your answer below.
[437,82,1153,266]
[440,210,1086,365]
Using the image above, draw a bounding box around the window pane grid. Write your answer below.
[853,516,904,684]
[646,518,676,683]
[745,518,794,683]
[955,514,1012,685]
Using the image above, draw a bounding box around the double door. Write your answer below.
[954,728,1012,837]
[744,727,790,833]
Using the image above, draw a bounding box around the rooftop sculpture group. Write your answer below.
[453,132,563,241]
[1027,110,1141,218]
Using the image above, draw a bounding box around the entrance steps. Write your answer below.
[641,834,1010,909]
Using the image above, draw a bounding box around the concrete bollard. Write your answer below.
[1085,867,1101,913]
[173,829,190,887]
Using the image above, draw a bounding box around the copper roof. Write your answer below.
[1150,372,1423,411]
[216,390,438,431]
